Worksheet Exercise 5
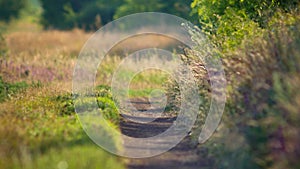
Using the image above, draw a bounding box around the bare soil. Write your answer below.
[120,98,213,169]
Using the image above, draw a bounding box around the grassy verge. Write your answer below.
[0,84,124,169]
[173,7,300,169]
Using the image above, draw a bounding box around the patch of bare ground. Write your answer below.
[120,98,213,169]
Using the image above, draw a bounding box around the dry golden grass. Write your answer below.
[1,29,90,85]
[1,28,177,88]
[6,29,90,56]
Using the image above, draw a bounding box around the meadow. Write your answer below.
[0,28,128,169]
[0,22,175,169]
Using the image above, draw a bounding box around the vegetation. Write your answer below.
[0,0,28,22]
[173,1,300,169]
[216,14,300,169]
[0,28,124,169]
[114,0,194,20]
[1,0,300,169]
[191,0,299,50]
[39,0,124,30]
[39,0,195,30]
[0,84,124,169]
[0,76,29,102]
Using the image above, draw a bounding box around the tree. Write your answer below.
[192,0,299,28]
[114,0,195,20]
[39,0,123,30]
[0,0,28,22]
[76,0,124,30]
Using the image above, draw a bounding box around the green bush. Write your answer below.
[191,0,299,50]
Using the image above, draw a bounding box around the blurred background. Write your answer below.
[0,0,195,32]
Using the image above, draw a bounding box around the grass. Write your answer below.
[0,24,127,168]
[7,145,125,169]
[0,29,90,84]
[96,56,170,99]
[0,84,124,169]
[127,88,156,98]
[0,76,29,102]
[0,23,172,168]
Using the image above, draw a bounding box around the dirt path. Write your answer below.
[120,98,212,169]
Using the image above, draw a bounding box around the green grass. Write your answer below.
[127,88,158,98]
[0,84,124,169]
[0,76,30,102]
[7,145,125,169]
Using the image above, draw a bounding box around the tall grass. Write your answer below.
[0,28,127,169]
[181,9,300,169]
[0,30,90,84]
[163,5,300,169]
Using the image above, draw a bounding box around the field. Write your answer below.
[0,29,128,169]
[0,24,179,169]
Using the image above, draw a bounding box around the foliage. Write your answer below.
[0,0,28,22]
[191,0,299,50]
[213,8,261,51]
[163,2,300,168]
[204,10,300,169]
[39,0,75,30]
[55,94,75,116]
[54,85,120,124]
[39,0,124,30]
[114,0,194,20]
[39,0,195,30]
[114,0,165,19]
[96,85,120,124]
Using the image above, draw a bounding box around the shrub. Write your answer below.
[191,0,299,50]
